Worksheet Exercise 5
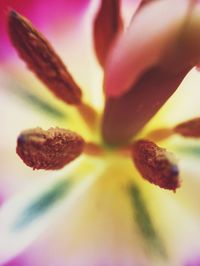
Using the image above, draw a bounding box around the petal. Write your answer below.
[1,158,200,266]
[93,0,123,67]
[139,183,200,266]
[184,257,200,266]
[0,159,103,265]
[0,160,164,266]
[2,159,200,266]
[134,0,156,14]
[2,255,28,266]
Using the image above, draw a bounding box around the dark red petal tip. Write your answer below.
[93,0,123,67]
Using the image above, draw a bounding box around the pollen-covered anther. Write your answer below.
[174,117,200,138]
[16,127,85,170]
[8,10,82,105]
[132,140,180,191]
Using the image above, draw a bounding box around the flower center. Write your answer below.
[8,6,200,193]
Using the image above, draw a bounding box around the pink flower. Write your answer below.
[1,1,200,266]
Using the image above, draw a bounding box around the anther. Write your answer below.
[174,117,200,138]
[16,127,85,170]
[8,10,81,105]
[132,139,180,191]
[147,117,200,142]
[8,10,98,129]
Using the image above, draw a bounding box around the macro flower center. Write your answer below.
[7,0,200,194]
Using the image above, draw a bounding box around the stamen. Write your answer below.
[77,103,98,130]
[8,10,98,130]
[132,140,180,191]
[174,117,200,138]
[16,127,85,170]
[8,10,82,105]
[146,117,200,141]
[146,128,174,142]
[84,142,104,156]
[93,0,123,67]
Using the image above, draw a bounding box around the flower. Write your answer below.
[1,0,200,266]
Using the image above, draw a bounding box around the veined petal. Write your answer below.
[0,177,71,264]
[1,159,200,266]
[0,159,104,265]
[0,161,163,266]
[104,0,193,97]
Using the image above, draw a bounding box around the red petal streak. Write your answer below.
[132,140,180,191]
[93,0,123,67]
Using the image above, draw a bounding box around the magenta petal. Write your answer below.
[184,257,200,266]
[2,255,29,266]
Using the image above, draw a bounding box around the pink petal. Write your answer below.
[2,255,29,266]
[93,0,123,67]
[134,0,155,14]
[184,257,200,266]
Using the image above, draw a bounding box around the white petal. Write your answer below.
[0,159,104,264]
